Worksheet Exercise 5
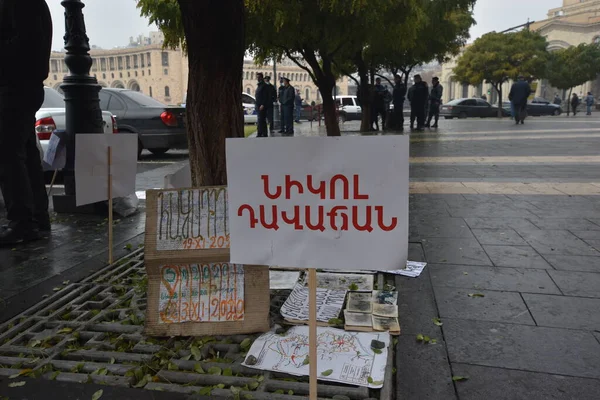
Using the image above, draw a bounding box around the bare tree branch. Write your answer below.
[284,49,317,83]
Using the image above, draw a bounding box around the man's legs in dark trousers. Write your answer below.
[410,107,416,129]
[257,108,268,137]
[283,106,294,135]
[427,104,439,127]
[381,109,387,130]
[416,106,426,129]
[0,85,45,243]
[279,105,285,132]
[266,107,274,135]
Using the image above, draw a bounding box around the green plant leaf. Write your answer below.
[321,369,333,376]
[430,339,438,344]
[433,318,443,326]
[198,387,212,396]
[92,389,104,400]
[194,363,205,374]
[134,376,148,388]
[302,356,310,365]
[223,368,233,376]
[50,371,61,380]
[8,381,25,387]
[416,334,424,342]
[208,366,222,375]
[248,381,260,390]
[367,376,374,384]
[274,390,285,394]
[452,376,469,382]
[372,348,382,354]
[191,345,202,361]
[348,283,359,290]
[240,338,253,351]
[468,293,485,298]
[423,336,431,343]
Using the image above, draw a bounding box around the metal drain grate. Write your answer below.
[0,249,393,399]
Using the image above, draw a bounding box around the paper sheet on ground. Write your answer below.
[75,133,137,206]
[242,326,389,388]
[280,283,346,322]
[384,261,427,277]
[43,131,66,170]
[303,272,374,291]
[270,269,301,290]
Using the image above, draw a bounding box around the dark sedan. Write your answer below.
[502,99,562,117]
[99,88,186,157]
[441,98,509,119]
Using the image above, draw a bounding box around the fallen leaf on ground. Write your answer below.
[8,381,25,387]
[468,293,485,298]
[452,376,469,382]
[92,389,104,400]
[433,318,443,326]
[321,369,333,376]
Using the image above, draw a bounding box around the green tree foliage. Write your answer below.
[545,43,600,115]
[453,29,549,116]
[137,0,245,186]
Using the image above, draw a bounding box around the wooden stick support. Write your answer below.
[308,268,318,400]
[108,146,114,265]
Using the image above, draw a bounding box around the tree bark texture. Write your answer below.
[355,56,372,132]
[304,53,340,136]
[178,0,245,187]
[495,84,503,118]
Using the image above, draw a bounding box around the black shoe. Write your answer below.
[521,120,525,124]
[431,124,438,128]
[0,223,40,246]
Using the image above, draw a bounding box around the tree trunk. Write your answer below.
[178,0,245,187]
[567,87,573,116]
[354,55,371,132]
[321,90,340,136]
[495,84,503,118]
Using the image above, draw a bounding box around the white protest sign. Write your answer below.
[226,136,409,271]
[43,132,66,170]
[75,133,138,206]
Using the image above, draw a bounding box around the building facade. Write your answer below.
[44,33,349,105]
[440,0,600,104]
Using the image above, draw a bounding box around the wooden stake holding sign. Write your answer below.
[226,136,410,397]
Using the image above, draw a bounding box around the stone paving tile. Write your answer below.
[522,293,600,331]
[429,265,560,294]
[395,335,456,400]
[411,217,473,239]
[452,363,600,400]
[464,217,540,231]
[570,230,600,240]
[528,218,600,231]
[471,229,527,246]
[443,319,600,379]
[447,204,539,219]
[543,255,600,272]
[515,230,599,256]
[590,218,600,227]
[433,287,535,325]
[583,239,600,251]
[547,270,600,298]
[482,245,553,269]
[396,274,442,337]
[422,238,492,266]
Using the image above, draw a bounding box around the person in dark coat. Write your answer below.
[279,77,295,135]
[254,73,270,137]
[294,89,303,123]
[264,76,277,135]
[571,93,580,116]
[508,75,532,125]
[371,78,388,131]
[426,77,443,128]
[407,74,429,131]
[0,0,52,245]
[391,74,406,130]
[553,93,562,106]
[278,78,286,133]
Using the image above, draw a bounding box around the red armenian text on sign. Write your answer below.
[237,174,398,232]
[159,263,244,324]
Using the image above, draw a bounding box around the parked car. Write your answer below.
[98,88,186,157]
[242,93,258,124]
[335,95,362,122]
[441,98,509,119]
[300,102,321,121]
[37,87,117,170]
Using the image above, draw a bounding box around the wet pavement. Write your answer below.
[2,115,600,398]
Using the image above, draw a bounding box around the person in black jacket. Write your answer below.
[390,74,406,130]
[254,73,270,137]
[0,0,52,245]
[278,78,286,133]
[279,77,295,135]
[508,76,532,124]
[264,76,277,135]
[407,74,429,131]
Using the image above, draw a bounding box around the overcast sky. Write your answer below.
[46,0,563,51]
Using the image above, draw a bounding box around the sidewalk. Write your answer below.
[2,118,600,399]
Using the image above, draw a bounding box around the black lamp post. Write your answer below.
[53,0,105,213]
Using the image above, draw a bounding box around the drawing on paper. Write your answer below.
[159,263,244,324]
[311,272,374,291]
[242,326,390,388]
[156,188,229,251]
[280,283,346,323]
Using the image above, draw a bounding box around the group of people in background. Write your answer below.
[564,91,595,116]
[371,75,444,132]
[255,74,303,137]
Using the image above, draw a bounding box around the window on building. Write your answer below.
[111,73,114,79]
[161,52,169,66]
[149,86,153,97]
[142,70,145,76]
[119,72,123,78]
[164,68,168,75]
[102,73,106,79]
[148,69,151,76]
[128,72,131,77]
[246,87,251,94]
[109,57,115,70]
[245,71,249,80]
[53,74,57,80]
[133,55,138,68]
[141,54,145,68]
[165,86,171,98]
[118,57,123,70]
[91,58,97,72]
[100,58,107,71]
[61,60,68,73]
[126,56,131,69]
[147,52,152,66]
[135,71,138,77]
[317,90,321,101]
[251,72,254,80]
[305,88,310,100]
[51,60,58,73]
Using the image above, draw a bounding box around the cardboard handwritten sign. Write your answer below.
[226,136,409,270]
[158,263,244,324]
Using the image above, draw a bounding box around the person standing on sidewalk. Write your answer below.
[508,75,532,125]
[279,77,295,136]
[254,73,269,137]
[571,93,580,116]
[264,76,277,135]
[553,93,562,106]
[278,78,286,133]
[294,89,303,123]
[425,77,443,128]
[390,74,406,130]
[407,74,428,131]
[584,92,594,116]
[0,0,52,245]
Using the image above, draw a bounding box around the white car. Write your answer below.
[334,95,362,122]
[242,92,258,124]
[37,87,117,170]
